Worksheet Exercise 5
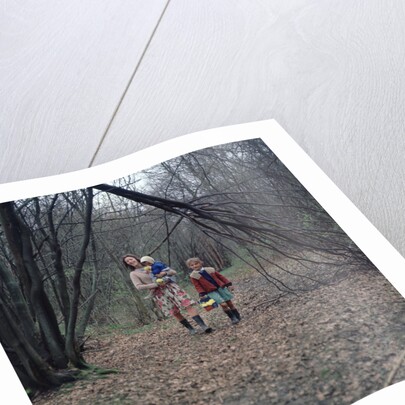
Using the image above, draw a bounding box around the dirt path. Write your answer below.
[34,267,405,405]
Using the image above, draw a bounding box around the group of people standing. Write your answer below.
[122,254,241,335]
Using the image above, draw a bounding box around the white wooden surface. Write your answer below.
[0,0,167,180]
[2,0,405,260]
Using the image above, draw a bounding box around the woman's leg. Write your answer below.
[172,308,197,334]
[185,305,213,333]
[172,312,185,321]
[185,305,199,317]
[163,283,212,333]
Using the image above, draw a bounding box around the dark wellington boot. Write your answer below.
[232,309,241,321]
[192,315,213,333]
[224,309,240,324]
[180,319,197,335]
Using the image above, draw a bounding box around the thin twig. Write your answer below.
[384,349,405,387]
[252,293,288,310]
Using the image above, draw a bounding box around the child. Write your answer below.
[186,257,241,324]
[140,256,177,284]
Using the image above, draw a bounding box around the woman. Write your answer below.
[123,254,213,334]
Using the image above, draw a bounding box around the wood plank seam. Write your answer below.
[88,0,172,168]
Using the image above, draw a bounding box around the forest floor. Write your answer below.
[33,263,405,405]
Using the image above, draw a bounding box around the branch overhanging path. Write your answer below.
[93,184,304,245]
[93,184,363,268]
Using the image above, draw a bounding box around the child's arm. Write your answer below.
[166,268,177,276]
[154,269,177,279]
[190,277,207,297]
[212,270,232,287]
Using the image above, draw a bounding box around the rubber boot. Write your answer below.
[224,309,239,324]
[232,309,241,321]
[180,319,197,335]
[192,315,213,333]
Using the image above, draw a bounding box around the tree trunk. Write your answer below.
[45,196,71,332]
[65,189,93,367]
[0,297,75,390]
[0,202,68,369]
[77,232,99,339]
[0,258,38,345]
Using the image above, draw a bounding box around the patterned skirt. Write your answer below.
[152,283,196,317]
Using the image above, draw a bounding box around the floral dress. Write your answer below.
[152,283,196,317]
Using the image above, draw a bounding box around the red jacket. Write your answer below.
[189,267,232,296]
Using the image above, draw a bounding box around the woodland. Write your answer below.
[0,139,403,404]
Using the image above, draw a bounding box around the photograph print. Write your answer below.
[0,137,404,405]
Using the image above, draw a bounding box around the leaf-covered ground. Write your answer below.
[34,265,405,405]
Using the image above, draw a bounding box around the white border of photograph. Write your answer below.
[0,120,404,404]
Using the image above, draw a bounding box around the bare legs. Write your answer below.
[173,312,185,321]
[223,300,236,310]
[220,301,240,324]
[174,305,213,334]
[185,306,199,317]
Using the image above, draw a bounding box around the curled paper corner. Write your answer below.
[0,345,30,404]
[352,381,405,404]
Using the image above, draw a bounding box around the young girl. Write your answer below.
[186,257,241,324]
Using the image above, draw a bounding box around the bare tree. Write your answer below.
[0,139,373,394]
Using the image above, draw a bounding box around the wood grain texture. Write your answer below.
[0,0,167,182]
[93,0,405,257]
[2,0,405,259]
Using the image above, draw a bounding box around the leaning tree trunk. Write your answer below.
[65,188,93,367]
[76,232,100,340]
[0,202,68,369]
[0,296,75,390]
[45,196,72,332]
[30,196,72,336]
[0,259,38,346]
